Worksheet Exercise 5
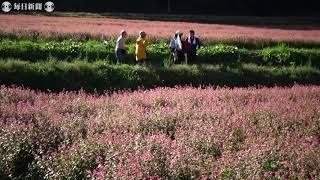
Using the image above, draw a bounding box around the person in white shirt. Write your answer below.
[115,30,128,64]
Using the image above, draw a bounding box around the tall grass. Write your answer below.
[0,59,319,92]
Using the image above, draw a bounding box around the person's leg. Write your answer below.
[170,48,176,63]
[173,52,178,64]
[177,51,184,64]
[116,49,125,64]
[119,50,126,64]
[115,50,120,64]
[123,51,127,64]
[191,51,196,64]
[119,54,123,64]
[144,59,149,66]
[184,53,188,64]
[188,50,196,64]
[141,59,146,66]
[136,60,142,65]
[193,53,197,64]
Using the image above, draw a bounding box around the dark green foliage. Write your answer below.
[1,39,320,67]
[0,107,68,178]
[261,46,320,67]
[39,142,116,179]
[0,60,319,93]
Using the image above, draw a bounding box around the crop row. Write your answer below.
[0,60,319,92]
[0,39,320,67]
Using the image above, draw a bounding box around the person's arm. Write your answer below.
[169,39,175,50]
[144,40,149,57]
[143,40,149,46]
[136,39,142,46]
[123,39,128,51]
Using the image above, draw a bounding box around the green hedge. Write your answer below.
[0,40,115,61]
[0,60,319,92]
[261,46,320,66]
[0,39,320,67]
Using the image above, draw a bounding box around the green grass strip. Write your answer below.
[0,60,319,92]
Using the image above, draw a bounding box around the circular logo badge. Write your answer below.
[44,1,55,12]
[1,1,12,12]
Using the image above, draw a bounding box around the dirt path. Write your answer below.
[0,14,319,41]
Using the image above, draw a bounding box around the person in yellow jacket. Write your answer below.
[135,31,149,65]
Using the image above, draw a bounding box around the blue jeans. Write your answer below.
[115,49,126,64]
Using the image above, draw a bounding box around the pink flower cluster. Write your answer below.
[0,85,319,179]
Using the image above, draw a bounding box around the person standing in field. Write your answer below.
[186,30,201,63]
[115,30,128,64]
[169,30,185,63]
[135,31,149,65]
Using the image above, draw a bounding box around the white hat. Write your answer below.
[175,30,183,35]
[120,30,127,35]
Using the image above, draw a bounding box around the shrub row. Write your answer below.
[0,39,319,67]
[0,60,319,92]
[2,30,320,49]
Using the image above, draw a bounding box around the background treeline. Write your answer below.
[50,0,320,16]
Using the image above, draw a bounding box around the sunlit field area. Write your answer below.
[0,12,319,179]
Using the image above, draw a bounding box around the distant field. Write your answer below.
[43,12,320,26]
[1,14,320,41]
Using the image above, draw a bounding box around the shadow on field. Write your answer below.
[0,60,319,93]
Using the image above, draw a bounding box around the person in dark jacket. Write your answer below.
[186,30,201,63]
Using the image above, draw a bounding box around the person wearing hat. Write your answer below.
[135,31,149,65]
[169,30,185,63]
[115,30,128,64]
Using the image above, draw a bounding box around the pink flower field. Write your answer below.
[0,85,320,179]
[1,14,320,41]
